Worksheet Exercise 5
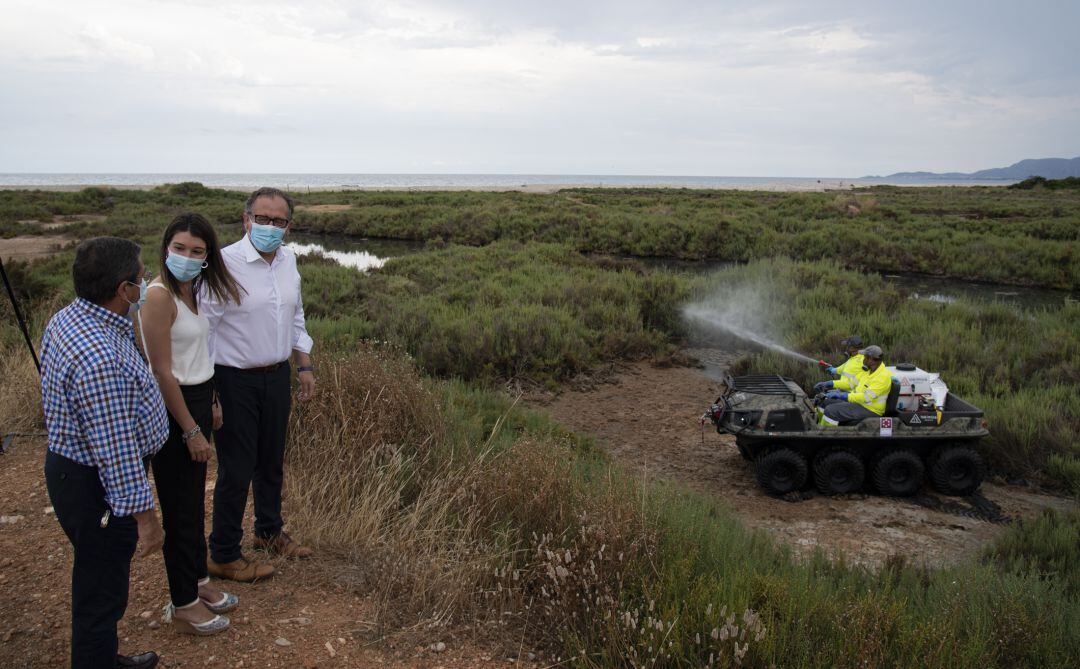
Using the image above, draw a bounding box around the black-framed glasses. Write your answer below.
[249,214,291,228]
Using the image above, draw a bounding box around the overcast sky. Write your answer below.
[1,0,1077,176]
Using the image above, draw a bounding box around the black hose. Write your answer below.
[0,257,46,456]
[0,256,40,374]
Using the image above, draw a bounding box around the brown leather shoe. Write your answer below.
[206,555,276,582]
[253,531,313,559]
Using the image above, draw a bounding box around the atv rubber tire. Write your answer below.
[756,448,808,497]
[930,446,985,496]
[814,450,865,495]
[873,450,924,497]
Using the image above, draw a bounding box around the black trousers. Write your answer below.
[209,363,291,563]
[45,450,139,669]
[151,380,213,607]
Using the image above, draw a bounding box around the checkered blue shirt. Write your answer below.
[40,298,169,516]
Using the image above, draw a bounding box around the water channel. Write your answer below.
[289,233,1077,311]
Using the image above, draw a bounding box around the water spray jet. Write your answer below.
[682,306,818,365]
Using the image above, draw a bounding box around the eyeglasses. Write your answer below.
[127,269,153,284]
[249,214,292,228]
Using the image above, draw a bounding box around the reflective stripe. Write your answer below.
[819,412,840,427]
[851,364,891,415]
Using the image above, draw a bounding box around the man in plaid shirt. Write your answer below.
[41,237,169,669]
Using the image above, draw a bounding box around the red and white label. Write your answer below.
[880,417,893,437]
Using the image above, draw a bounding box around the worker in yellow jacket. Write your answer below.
[813,336,865,395]
[819,345,892,426]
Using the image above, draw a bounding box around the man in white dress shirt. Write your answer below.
[204,187,316,582]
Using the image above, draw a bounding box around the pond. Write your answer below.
[287,234,423,271]
[879,272,1075,310]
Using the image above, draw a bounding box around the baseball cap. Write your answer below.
[840,335,862,347]
[859,345,883,359]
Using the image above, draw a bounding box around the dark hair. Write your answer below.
[72,237,141,305]
[244,187,294,218]
[160,213,245,305]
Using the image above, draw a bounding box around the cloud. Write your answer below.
[0,0,1077,174]
[78,23,156,66]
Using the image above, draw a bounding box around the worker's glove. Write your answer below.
[825,366,837,375]
[825,390,848,401]
[813,381,833,393]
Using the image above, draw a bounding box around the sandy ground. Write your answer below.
[295,205,354,213]
[0,236,77,263]
[1,183,860,194]
[529,360,1076,568]
[0,439,539,669]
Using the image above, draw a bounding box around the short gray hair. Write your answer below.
[244,187,295,218]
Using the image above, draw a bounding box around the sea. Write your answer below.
[0,173,1017,190]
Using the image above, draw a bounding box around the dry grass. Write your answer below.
[0,345,43,434]
[0,295,62,436]
[281,352,770,664]
[283,344,498,630]
[280,346,654,645]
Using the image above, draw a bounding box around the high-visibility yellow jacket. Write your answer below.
[832,354,865,392]
[848,362,892,416]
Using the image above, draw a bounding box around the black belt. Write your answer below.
[218,361,287,374]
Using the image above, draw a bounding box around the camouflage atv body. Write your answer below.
[706,374,989,497]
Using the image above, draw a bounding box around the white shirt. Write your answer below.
[142,282,214,385]
[203,236,314,369]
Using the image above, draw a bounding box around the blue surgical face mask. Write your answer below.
[124,278,148,316]
[166,251,207,282]
[249,222,286,253]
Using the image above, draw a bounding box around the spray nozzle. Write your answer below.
[818,360,830,367]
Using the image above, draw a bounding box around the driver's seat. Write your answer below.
[884,379,901,417]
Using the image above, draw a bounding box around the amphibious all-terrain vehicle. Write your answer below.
[705,366,989,497]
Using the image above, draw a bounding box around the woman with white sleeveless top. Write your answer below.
[140,213,245,635]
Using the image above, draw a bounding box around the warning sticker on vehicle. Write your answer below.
[880,417,893,437]
[910,414,923,425]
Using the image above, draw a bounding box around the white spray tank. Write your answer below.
[887,363,949,411]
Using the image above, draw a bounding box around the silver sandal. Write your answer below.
[200,591,239,614]
[163,603,231,636]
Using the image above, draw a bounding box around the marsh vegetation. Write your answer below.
[0,183,1077,667]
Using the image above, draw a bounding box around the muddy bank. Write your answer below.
[528,361,1075,567]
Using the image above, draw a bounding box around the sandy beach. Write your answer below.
[0,181,869,193]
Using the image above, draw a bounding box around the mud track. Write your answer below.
[529,360,1075,568]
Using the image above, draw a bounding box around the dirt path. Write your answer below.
[530,361,1076,567]
[0,439,536,668]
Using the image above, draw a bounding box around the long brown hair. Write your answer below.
[159,213,244,305]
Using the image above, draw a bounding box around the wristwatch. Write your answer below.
[297,365,314,374]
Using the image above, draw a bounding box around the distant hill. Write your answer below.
[865,157,1080,180]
